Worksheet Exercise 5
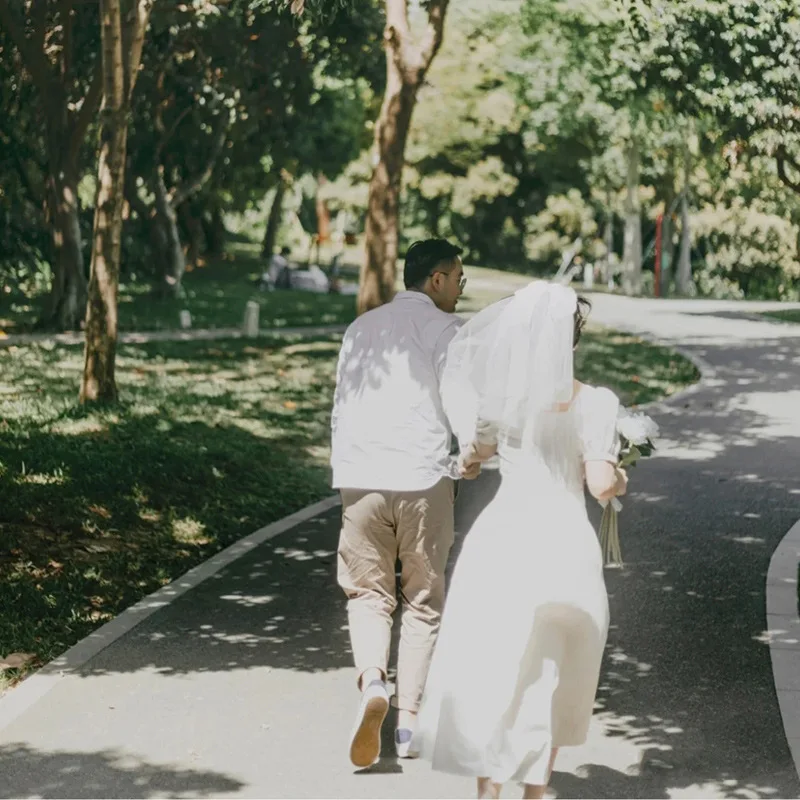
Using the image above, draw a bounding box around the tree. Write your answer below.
[631,0,800,196]
[358,0,451,314]
[80,0,154,404]
[0,1,102,329]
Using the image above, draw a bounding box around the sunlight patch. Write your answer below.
[15,470,68,486]
[172,517,211,545]
[51,417,109,436]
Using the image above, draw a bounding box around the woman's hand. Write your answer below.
[585,461,628,502]
[613,467,628,497]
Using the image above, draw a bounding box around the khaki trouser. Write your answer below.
[337,477,455,712]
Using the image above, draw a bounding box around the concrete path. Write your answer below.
[1,296,799,798]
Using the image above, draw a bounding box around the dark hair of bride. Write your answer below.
[573,296,591,347]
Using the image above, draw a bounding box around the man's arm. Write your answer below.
[330,331,353,438]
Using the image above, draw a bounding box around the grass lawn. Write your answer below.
[760,309,800,325]
[0,242,358,335]
[0,325,698,690]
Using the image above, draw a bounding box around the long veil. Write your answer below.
[442,281,578,451]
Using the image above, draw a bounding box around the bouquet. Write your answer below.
[598,409,659,566]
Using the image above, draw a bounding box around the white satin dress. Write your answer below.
[413,385,621,786]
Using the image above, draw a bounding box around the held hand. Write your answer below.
[593,466,628,503]
[457,449,482,480]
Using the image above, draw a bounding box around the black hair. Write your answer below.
[403,239,464,290]
[574,295,591,347]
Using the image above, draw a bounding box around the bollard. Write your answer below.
[243,300,260,338]
[179,310,192,329]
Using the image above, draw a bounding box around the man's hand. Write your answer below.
[457,448,482,480]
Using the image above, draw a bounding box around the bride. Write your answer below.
[413,282,628,799]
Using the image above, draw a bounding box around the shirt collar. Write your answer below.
[393,290,435,307]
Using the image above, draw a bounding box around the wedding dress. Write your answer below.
[413,282,621,786]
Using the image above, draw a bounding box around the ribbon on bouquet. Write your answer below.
[598,497,624,567]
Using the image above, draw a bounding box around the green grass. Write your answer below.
[577,326,701,407]
[0,335,340,689]
[760,309,800,325]
[0,242,358,335]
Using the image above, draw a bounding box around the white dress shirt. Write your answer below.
[331,291,462,491]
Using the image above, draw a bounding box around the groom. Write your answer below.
[331,238,476,769]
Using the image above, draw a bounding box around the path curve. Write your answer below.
[558,294,800,799]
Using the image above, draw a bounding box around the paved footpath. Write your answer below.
[1,296,800,798]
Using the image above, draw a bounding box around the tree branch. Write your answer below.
[0,0,55,98]
[0,129,45,206]
[61,0,74,84]
[170,110,232,207]
[383,0,450,85]
[124,164,152,220]
[68,59,103,164]
[31,0,48,62]
[418,0,449,71]
[156,106,192,159]
[123,0,155,102]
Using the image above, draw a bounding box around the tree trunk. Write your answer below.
[80,0,127,404]
[153,168,186,296]
[179,202,205,270]
[0,0,103,331]
[427,195,443,238]
[676,147,694,295]
[80,0,154,405]
[622,140,643,295]
[603,192,613,287]
[659,190,675,297]
[151,110,229,294]
[44,168,87,330]
[358,0,451,315]
[203,205,226,256]
[676,191,693,295]
[262,176,287,258]
[316,173,331,244]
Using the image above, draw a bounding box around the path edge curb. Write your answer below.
[0,494,341,733]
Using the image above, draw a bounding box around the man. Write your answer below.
[331,238,470,769]
[260,246,292,290]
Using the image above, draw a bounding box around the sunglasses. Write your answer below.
[431,270,467,291]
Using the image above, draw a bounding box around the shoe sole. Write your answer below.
[349,694,389,768]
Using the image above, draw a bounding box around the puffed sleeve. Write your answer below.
[579,386,622,463]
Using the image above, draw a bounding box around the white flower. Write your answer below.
[617,410,659,445]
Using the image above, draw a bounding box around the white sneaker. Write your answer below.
[349,679,390,768]
[395,727,418,759]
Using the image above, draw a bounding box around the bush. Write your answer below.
[692,203,800,300]
[524,190,602,272]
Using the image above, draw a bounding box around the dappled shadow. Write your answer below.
[0,742,243,799]
[0,336,344,667]
[3,304,800,797]
[53,467,500,681]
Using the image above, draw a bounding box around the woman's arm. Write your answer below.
[585,461,628,502]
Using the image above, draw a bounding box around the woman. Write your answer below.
[413,282,628,799]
